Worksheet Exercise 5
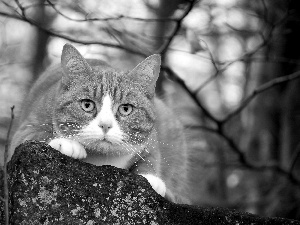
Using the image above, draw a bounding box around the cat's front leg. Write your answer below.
[140,174,166,197]
[48,138,87,159]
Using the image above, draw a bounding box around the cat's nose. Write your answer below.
[99,121,112,133]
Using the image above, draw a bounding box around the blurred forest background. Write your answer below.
[1,0,300,220]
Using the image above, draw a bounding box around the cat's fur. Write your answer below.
[9,44,190,204]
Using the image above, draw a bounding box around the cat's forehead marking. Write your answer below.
[91,68,137,102]
[97,72,119,97]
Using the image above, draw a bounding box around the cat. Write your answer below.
[9,43,190,204]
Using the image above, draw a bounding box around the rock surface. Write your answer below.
[0,141,299,224]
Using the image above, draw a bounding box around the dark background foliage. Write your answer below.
[1,0,300,220]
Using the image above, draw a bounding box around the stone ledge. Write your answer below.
[0,141,299,224]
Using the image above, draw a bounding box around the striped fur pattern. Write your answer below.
[9,44,190,204]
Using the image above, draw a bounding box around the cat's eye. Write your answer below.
[81,99,95,112]
[118,104,133,116]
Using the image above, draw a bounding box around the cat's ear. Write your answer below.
[128,54,161,98]
[61,44,92,83]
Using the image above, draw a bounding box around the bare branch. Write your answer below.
[165,62,300,186]
[2,106,15,225]
[0,0,185,57]
[46,0,177,23]
[0,11,20,20]
[193,5,291,95]
[289,143,300,175]
[159,0,198,54]
[0,8,146,56]
[163,65,219,123]
[223,69,300,122]
[188,125,300,187]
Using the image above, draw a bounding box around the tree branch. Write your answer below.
[188,124,300,186]
[223,69,300,122]
[0,0,185,57]
[45,0,177,23]
[193,5,291,95]
[162,65,219,123]
[289,143,300,175]
[165,64,300,187]
[159,0,198,54]
[0,9,146,56]
[2,106,15,225]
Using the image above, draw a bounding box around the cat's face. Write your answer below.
[52,44,161,156]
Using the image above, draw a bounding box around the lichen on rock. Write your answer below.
[0,141,299,224]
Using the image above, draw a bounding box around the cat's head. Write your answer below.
[53,44,161,156]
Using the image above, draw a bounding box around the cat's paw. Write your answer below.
[140,174,166,197]
[48,138,87,159]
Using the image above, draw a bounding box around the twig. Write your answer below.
[189,124,300,186]
[159,0,198,54]
[0,0,180,57]
[222,69,300,122]
[289,143,300,175]
[0,10,146,57]
[193,5,291,95]
[2,106,14,225]
[193,40,220,94]
[162,65,219,123]
[165,64,300,186]
[45,0,177,23]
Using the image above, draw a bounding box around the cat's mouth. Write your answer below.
[76,132,125,149]
[101,138,112,144]
[99,136,121,147]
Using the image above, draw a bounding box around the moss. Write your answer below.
[0,141,299,224]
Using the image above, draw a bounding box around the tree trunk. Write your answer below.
[244,0,300,219]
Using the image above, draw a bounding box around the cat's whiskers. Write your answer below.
[123,141,145,161]
[136,152,145,161]
[118,141,135,153]
[120,142,145,161]
[75,129,172,166]
[107,132,127,144]
[118,143,134,156]
[127,131,175,166]
[77,130,102,139]
[72,128,136,157]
